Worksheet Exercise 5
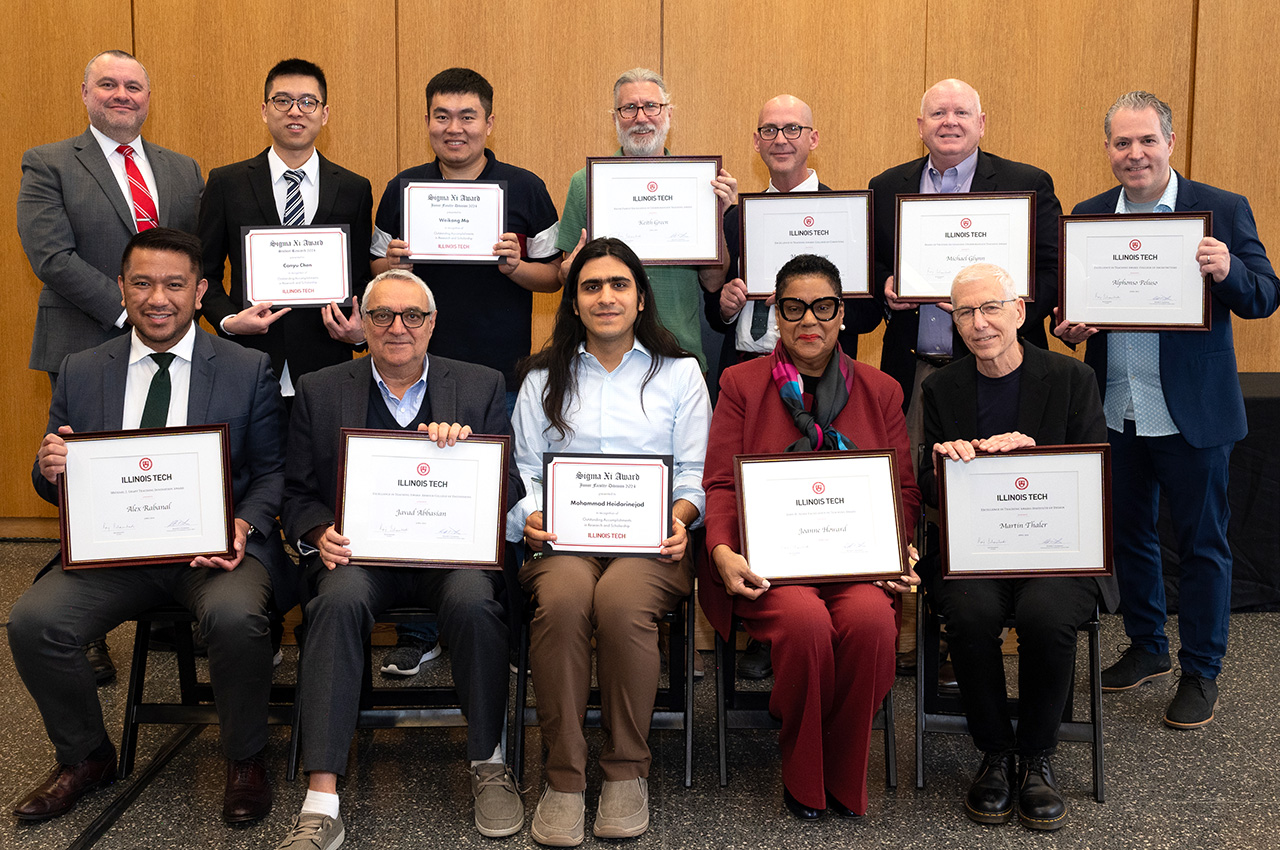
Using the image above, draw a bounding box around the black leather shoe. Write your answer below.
[737,638,772,679]
[825,791,861,819]
[964,751,1014,824]
[83,639,115,686]
[1017,754,1066,830]
[938,660,960,695]
[782,787,823,820]
[12,743,117,821]
[223,752,272,824]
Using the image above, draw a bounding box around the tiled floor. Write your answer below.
[1,539,1276,849]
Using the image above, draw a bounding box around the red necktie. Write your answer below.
[117,144,158,231]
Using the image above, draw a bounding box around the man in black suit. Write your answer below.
[274,270,523,849]
[7,229,291,825]
[198,58,373,400]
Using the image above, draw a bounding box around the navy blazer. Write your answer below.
[1073,174,1280,448]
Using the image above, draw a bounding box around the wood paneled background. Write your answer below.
[3,0,1276,519]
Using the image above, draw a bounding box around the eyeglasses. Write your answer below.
[268,95,323,114]
[757,124,813,141]
[364,307,432,328]
[615,102,668,119]
[952,299,1015,324]
[777,296,841,322]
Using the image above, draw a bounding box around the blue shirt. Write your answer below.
[916,149,981,355]
[371,356,429,426]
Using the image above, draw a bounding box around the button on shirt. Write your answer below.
[122,324,196,428]
[506,341,712,541]
[371,356,429,425]
[916,149,979,356]
[1104,172,1180,436]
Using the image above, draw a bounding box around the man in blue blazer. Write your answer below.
[7,229,291,825]
[1057,91,1280,729]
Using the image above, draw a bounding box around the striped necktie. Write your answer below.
[116,144,158,231]
[283,170,306,226]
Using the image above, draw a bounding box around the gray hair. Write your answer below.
[84,50,150,86]
[613,67,670,104]
[1105,91,1173,141]
[951,263,1016,302]
[363,269,436,313]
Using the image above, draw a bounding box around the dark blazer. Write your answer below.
[198,148,374,381]
[1073,174,1280,448]
[19,128,204,372]
[917,343,1117,610]
[32,330,296,610]
[869,150,1062,409]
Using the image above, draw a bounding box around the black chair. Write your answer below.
[714,617,898,789]
[914,590,1105,802]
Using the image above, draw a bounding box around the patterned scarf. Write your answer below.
[767,340,858,452]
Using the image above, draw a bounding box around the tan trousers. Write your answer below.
[519,552,692,791]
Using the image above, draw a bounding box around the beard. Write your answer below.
[616,118,669,156]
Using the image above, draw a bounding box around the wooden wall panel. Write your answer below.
[2,3,132,518]
[1192,1,1280,372]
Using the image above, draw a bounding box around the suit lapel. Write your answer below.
[103,336,131,430]
[75,129,135,231]
[1015,346,1051,435]
[142,140,173,226]
[342,360,369,428]
[314,153,339,224]
[247,150,282,224]
[969,150,999,192]
[949,362,980,438]
[187,332,216,425]
[425,358,456,423]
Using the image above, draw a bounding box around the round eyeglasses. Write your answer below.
[268,95,323,114]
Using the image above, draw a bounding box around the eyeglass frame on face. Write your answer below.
[777,296,841,322]
[757,123,814,141]
[268,95,324,114]
[952,299,1016,324]
[614,101,669,120]
[363,307,433,328]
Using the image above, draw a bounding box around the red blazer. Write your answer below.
[700,352,921,636]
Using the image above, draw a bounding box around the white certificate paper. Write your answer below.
[338,430,508,568]
[542,453,673,556]
[895,193,1034,301]
[736,451,906,583]
[739,192,872,297]
[402,180,507,263]
[60,427,233,569]
[586,156,723,264]
[242,225,352,306]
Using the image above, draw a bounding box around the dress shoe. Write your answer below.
[1101,644,1171,690]
[1017,754,1066,830]
[825,791,861,819]
[938,660,960,695]
[223,751,272,824]
[895,648,917,676]
[1164,673,1219,729]
[782,787,822,820]
[12,742,117,821]
[83,639,116,686]
[737,638,773,679]
[964,751,1014,825]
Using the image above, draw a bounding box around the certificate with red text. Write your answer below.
[542,453,673,557]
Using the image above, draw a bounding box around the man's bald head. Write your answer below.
[753,94,819,191]
[917,78,986,171]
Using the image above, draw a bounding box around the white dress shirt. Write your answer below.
[267,147,320,226]
[91,126,158,328]
[122,324,197,428]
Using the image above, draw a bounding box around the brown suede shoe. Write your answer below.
[223,752,272,824]
[12,743,117,821]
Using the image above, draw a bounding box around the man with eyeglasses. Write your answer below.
[197,58,373,406]
[556,67,737,371]
[915,262,1111,831]
[275,269,524,849]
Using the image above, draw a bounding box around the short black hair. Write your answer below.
[425,67,493,116]
[121,228,202,278]
[775,253,841,299]
[264,58,327,103]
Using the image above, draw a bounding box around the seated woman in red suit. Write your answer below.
[702,254,921,819]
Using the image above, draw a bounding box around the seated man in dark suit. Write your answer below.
[918,263,1114,831]
[7,228,291,825]
[276,270,522,849]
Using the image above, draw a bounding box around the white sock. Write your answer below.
[469,744,504,768]
[301,789,341,819]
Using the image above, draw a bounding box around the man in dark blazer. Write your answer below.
[19,50,203,379]
[198,58,373,396]
[1056,91,1280,730]
[275,270,523,849]
[918,263,1114,831]
[7,229,290,825]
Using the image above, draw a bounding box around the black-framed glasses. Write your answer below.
[364,307,432,328]
[615,102,668,119]
[777,296,841,322]
[757,123,813,141]
[268,95,323,114]
[952,299,1015,324]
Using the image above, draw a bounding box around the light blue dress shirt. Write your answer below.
[916,149,980,355]
[371,355,429,425]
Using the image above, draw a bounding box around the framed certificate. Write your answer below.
[1059,212,1212,330]
[541,452,673,557]
[402,180,507,263]
[586,156,724,265]
[58,425,234,569]
[241,225,352,306]
[894,192,1035,302]
[739,191,873,298]
[938,444,1112,579]
[336,429,509,569]
[735,450,907,583]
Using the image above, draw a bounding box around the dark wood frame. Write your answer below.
[541,451,674,558]
[400,179,509,264]
[738,190,874,298]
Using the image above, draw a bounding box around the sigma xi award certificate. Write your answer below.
[242,225,352,307]
[402,180,507,263]
[542,453,673,557]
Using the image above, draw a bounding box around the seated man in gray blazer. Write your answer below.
[276,270,522,849]
[7,229,291,826]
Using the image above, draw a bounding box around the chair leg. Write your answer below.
[883,691,897,789]
[1089,618,1106,803]
[287,639,303,781]
[119,620,153,778]
[915,592,930,790]
[715,632,729,788]
[683,596,695,789]
[512,614,531,786]
[174,618,198,704]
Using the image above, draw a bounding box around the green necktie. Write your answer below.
[139,352,176,428]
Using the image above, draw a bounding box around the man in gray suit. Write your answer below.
[275,269,522,849]
[18,49,203,380]
[7,229,291,826]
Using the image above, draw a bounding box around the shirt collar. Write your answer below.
[370,354,430,394]
[128,322,197,366]
[926,148,980,188]
[1117,169,1179,213]
[575,338,650,367]
[268,146,319,184]
[767,169,819,193]
[90,124,143,158]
